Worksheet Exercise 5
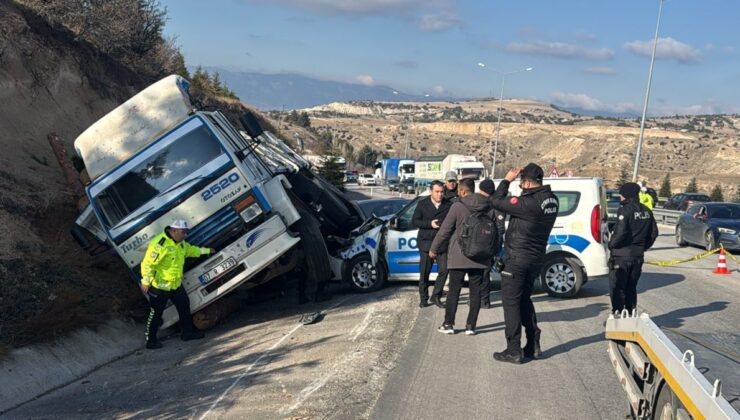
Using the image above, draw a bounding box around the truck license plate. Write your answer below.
[199,257,237,285]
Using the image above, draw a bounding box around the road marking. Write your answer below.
[349,306,376,341]
[198,296,354,419]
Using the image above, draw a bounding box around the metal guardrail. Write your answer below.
[653,208,683,225]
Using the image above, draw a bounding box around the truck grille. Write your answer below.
[187,206,246,251]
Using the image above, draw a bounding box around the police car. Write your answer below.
[333,177,609,298]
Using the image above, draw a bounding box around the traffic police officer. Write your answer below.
[488,164,559,364]
[140,219,214,349]
[608,183,658,314]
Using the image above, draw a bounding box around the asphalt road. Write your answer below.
[5,223,738,419]
[371,225,739,419]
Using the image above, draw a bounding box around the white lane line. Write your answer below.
[198,295,354,420]
[349,307,375,342]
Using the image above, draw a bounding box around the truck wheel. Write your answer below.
[675,226,687,246]
[540,255,584,298]
[654,383,679,420]
[291,196,332,298]
[344,254,386,293]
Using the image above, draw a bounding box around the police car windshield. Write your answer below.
[93,121,224,228]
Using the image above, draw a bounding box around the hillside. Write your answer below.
[304,99,740,194]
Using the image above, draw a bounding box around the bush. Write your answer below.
[685,177,698,193]
[659,173,672,198]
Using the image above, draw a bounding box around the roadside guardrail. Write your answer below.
[653,208,682,226]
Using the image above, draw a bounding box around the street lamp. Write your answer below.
[633,0,665,182]
[477,63,533,177]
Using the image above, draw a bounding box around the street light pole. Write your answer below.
[477,63,533,177]
[633,0,664,182]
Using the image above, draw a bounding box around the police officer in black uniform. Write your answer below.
[488,164,559,364]
[608,182,658,314]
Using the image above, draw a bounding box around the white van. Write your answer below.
[336,177,609,298]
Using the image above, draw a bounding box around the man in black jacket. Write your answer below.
[412,180,452,308]
[478,179,506,309]
[444,171,458,200]
[608,182,659,314]
[489,164,559,364]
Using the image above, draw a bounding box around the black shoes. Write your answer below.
[523,334,542,359]
[419,300,430,308]
[481,301,492,309]
[493,349,523,364]
[430,295,445,309]
[437,324,455,334]
[146,340,163,349]
[182,331,205,341]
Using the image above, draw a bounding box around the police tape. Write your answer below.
[644,247,721,267]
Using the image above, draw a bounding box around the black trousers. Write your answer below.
[419,251,448,301]
[145,285,195,343]
[501,257,541,352]
[609,257,644,313]
[444,268,485,329]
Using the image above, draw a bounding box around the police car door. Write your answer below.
[385,196,436,281]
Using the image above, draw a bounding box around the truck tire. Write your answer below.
[344,254,386,293]
[290,195,332,300]
[540,255,584,298]
[675,226,687,246]
[653,382,688,420]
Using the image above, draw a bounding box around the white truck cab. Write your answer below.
[338,177,609,298]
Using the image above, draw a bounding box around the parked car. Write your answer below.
[663,193,710,211]
[386,178,400,191]
[399,178,415,194]
[355,198,410,220]
[676,202,740,251]
[358,173,377,186]
[605,189,621,230]
[344,172,358,183]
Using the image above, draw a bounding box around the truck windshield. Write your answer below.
[93,122,224,228]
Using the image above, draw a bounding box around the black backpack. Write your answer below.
[459,203,499,260]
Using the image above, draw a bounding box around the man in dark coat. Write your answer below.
[443,171,458,200]
[608,182,658,314]
[412,180,452,308]
[489,164,559,364]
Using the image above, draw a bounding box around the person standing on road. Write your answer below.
[444,171,459,200]
[488,164,559,364]
[140,220,213,349]
[638,183,655,210]
[430,178,494,335]
[608,182,658,315]
[413,181,452,308]
[478,179,506,309]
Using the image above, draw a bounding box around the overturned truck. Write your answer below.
[72,75,368,329]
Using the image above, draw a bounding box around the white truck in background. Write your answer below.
[72,75,365,328]
[413,154,486,193]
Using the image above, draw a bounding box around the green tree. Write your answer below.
[685,177,698,193]
[356,145,378,167]
[659,173,672,198]
[710,185,724,202]
[318,156,345,191]
[616,167,629,187]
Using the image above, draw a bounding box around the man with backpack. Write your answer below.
[478,179,506,309]
[488,164,559,364]
[429,178,500,335]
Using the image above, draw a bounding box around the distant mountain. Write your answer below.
[200,68,456,110]
[558,106,641,119]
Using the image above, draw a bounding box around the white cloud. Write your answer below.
[584,66,616,75]
[355,75,377,86]
[505,41,614,60]
[417,13,460,32]
[431,85,447,95]
[623,37,700,63]
[551,92,739,116]
[723,46,735,54]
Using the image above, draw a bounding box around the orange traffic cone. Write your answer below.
[712,249,730,275]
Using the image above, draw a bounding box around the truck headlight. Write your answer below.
[240,203,263,223]
[718,227,737,234]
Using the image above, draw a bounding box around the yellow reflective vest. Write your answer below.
[639,191,654,210]
[141,231,211,291]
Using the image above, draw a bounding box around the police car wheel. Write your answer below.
[675,226,687,246]
[345,254,386,293]
[540,256,584,298]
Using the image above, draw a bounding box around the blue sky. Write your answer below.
[161,0,739,116]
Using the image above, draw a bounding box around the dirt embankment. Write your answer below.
[0,0,148,351]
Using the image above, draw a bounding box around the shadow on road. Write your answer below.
[538,302,610,323]
[652,301,730,329]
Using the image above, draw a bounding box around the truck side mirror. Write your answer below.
[239,111,264,140]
